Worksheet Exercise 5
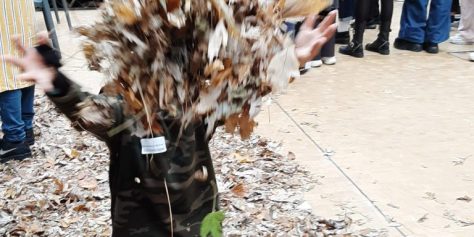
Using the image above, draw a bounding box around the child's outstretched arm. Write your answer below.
[2,33,120,141]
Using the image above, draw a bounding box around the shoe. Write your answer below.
[299,67,308,75]
[322,56,336,65]
[25,128,35,146]
[309,60,322,68]
[366,37,390,55]
[339,41,364,58]
[450,34,474,45]
[423,42,439,54]
[0,140,31,163]
[469,53,474,62]
[394,38,423,52]
[336,32,350,44]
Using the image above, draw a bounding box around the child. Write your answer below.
[2,12,337,236]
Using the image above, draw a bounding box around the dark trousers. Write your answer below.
[398,0,452,44]
[0,86,35,142]
[353,0,394,43]
[451,0,460,14]
[339,0,355,19]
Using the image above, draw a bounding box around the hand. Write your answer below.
[294,10,338,67]
[1,32,56,92]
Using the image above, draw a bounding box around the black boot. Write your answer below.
[339,41,364,58]
[366,32,390,55]
[25,128,35,146]
[0,140,32,163]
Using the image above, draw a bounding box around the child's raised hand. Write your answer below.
[294,10,337,66]
[1,32,56,92]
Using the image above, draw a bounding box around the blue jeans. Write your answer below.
[398,0,452,44]
[0,86,35,142]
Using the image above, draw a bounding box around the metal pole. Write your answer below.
[42,0,61,57]
[50,0,61,23]
[61,0,73,30]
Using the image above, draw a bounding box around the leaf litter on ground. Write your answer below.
[0,94,386,236]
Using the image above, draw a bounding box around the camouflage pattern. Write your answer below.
[48,75,218,237]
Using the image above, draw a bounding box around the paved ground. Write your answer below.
[36,2,474,236]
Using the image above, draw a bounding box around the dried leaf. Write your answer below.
[73,204,90,212]
[230,183,246,197]
[53,178,64,194]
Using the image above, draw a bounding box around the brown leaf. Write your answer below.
[231,183,246,197]
[113,2,138,25]
[53,178,64,194]
[225,114,240,133]
[73,204,90,212]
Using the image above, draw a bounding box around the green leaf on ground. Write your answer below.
[200,211,225,237]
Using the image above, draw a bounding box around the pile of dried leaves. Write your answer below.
[0,94,383,236]
[211,130,387,237]
[76,0,330,138]
[0,95,111,236]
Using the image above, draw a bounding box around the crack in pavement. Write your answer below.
[275,101,408,237]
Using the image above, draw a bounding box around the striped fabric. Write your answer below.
[0,0,36,92]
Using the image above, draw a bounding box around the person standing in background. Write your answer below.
[450,0,474,45]
[394,0,453,54]
[0,0,37,162]
[339,0,394,57]
[336,0,354,44]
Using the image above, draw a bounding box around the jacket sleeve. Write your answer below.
[37,45,121,142]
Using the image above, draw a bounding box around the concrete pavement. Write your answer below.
[256,2,474,236]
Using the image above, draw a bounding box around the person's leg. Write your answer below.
[353,0,371,44]
[318,13,336,65]
[0,90,25,143]
[366,0,393,54]
[379,0,393,34]
[339,0,370,57]
[0,89,31,162]
[398,0,429,44]
[21,86,35,145]
[424,0,452,53]
[451,0,460,17]
[458,0,474,42]
[367,0,380,28]
[337,0,354,44]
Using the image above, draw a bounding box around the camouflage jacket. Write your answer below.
[40,47,218,237]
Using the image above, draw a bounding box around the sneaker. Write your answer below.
[0,140,31,163]
[322,57,336,65]
[309,60,322,68]
[470,53,474,62]
[25,128,35,146]
[450,34,474,45]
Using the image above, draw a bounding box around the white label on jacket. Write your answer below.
[140,137,167,154]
